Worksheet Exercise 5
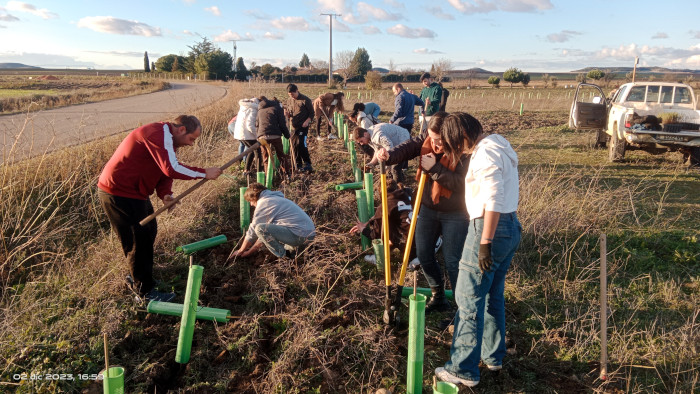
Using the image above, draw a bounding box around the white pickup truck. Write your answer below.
[569,82,700,166]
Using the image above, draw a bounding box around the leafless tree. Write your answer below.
[465,69,477,88]
[388,58,396,72]
[334,50,357,87]
[541,73,551,89]
[312,60,329,70]
[432,58,453,83]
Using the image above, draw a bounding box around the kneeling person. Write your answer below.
[232,183,316,258]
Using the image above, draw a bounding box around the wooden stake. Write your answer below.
[600,233,608,381]
[103,333,110,379]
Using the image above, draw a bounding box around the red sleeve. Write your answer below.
[155,176,173,200]
[143,124,207,181]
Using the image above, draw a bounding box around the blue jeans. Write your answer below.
[415,206,468,291]
[254,223,313,258]
[445,212,521,381]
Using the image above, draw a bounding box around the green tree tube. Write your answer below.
[356,190,370,250]
[102,366,124,394]
[434,381,458,394]
[176,235,227,254]
[364,173,374,216]
[240,187,250,232]
[335,182,364,191]
[175,264,203,364]
[407,293,427,394]
[282,136,290,154]
[256,171,265,184]
[372,239,384,273]
[401,287,454,300]
[354,166,362,183]
[265,154,274,189]
[147,301,230,323]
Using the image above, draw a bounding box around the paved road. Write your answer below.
[0,82,227,164]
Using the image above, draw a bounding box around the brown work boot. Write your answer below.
[425,285,451,314]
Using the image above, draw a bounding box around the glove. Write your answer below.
[420,153,437,172]
[478,243,493,272]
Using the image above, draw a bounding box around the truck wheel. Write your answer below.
[689,147,700,168]
[608,134,626,162]
[594,130,608,149]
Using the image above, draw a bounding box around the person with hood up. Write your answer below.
[434,112,522,388]
[255,96,292,178]
[230,97,263,175]
[231,183,316,258]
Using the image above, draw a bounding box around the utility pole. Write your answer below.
[321,13,340,87]
[230,40,237,73]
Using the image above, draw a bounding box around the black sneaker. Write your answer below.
[425,294,451,314]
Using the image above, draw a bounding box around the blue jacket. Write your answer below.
[389,90,424,126]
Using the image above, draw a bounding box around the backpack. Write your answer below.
[439,85,449,112]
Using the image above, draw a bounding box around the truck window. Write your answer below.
[660,86,673,103]
[613,86,628,103]
[674,87,691,104]
[646,86,659,103]
[627,86,646,102]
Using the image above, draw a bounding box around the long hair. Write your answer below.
[441,112,483,164]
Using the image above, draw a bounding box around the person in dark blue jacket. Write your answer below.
[389,83,424,134]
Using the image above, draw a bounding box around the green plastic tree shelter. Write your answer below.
[364,172,374,216]
[256,171,265,184]
[401,287,454,300]
[372,239,384,273]
[175,264,203,364]
[407,293,427,394]
[282,136,290,154]
[433,381,459,394]
[147,301,230,323]
[240,187,250,232]
[354,167,362,183]
[335,182,364,191]
[265,153,274,188]
[356,190,371,250]
[102,366,124,394]
[176,235,227,254]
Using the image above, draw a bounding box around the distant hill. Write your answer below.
[572,66,699,74]
[371,67,389,74]
[0,63,42,69]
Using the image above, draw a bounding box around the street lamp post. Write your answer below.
[230,40,238,73]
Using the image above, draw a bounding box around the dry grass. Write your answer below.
[0,81,697,393]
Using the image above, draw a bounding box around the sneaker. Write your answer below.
[327,134,338,140]
[142,289,176,303]
[486,364,502,371]
[364,254,377,265]
[435,367,479,387]
[407,257,421,272]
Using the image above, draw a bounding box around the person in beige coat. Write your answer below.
[312,92,345,140]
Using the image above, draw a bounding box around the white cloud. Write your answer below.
[84,50,144,57]
[263,31,284,40]
[343,2,401,24]
[383,0,404,9]
[691,30,700,39]
[271,16,314,31]
[447,0,553,14]
[204,6,221,16]
[6,1,57,19]
[245,9,270,19]
[652,32,668,39]
[317,0,348,14]
[413,48,444,54]
[183,30,195,35]
[77,16,161,36]
[428,6,455,20]
[213,30,254,42]
[0,13,20,22]
[324,18,351,32]
[387,24,436,39]
[545,30,581,43]
[183,0,196,4]
[363,25,381,34]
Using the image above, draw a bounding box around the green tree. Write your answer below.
[576,73,587,83]
[234,57,249,80]
[172,57,180,73]
[186,37,216,73]
[144,51,150,72]
[151,62,155,73]
[503,67,523,87]
[350,47,372,77]
[194,49,233,80]
[260,63,275,79]
[521,73,531,87]
[155,54,186,72]
[299,53,311,69]
[487,76,500,88]
[587,69,605,81]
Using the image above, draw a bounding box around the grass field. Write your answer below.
[0,81,697,393]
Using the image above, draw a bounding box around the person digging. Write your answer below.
[231,183,316,259]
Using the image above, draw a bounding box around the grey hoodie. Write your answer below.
[246,190,316,243]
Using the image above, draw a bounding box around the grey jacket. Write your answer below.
[246,190,316,243]
[369,123,411,153]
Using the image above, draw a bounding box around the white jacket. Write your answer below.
[464,134,519,219]
[233,98,259,140]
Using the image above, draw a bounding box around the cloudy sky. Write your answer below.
[0,0,699,72]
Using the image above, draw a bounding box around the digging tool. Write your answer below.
[600,234,608,381]
[320,107,340,136]
[380,161,395,325]
[390,172,428,317]
[139,142,260,226]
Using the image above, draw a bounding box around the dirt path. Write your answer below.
[0,82,227,164]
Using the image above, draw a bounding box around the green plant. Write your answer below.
[503,67,524,87]
[365,71,382,90]
[487,76,500,88]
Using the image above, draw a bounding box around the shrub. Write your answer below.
[365,71,382,90]
[487,76,500,88]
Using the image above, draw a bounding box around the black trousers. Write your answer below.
[98,189,157,295]
[242,139,263,173]
[292,127,312,166]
